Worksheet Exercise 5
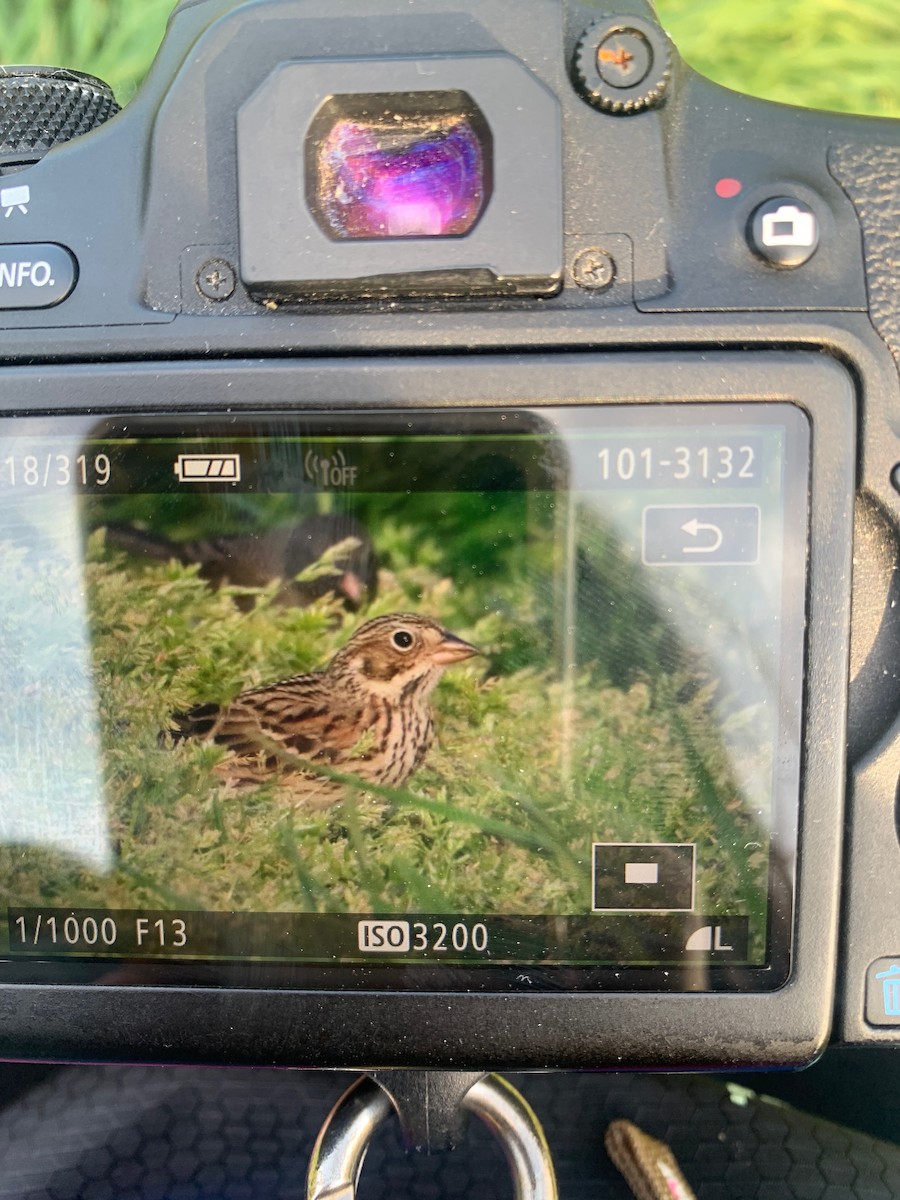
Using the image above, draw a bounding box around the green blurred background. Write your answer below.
[0,0,898,115]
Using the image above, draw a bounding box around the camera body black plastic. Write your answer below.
[0,0,899,1071]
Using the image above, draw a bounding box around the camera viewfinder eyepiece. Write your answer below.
[236,54,562,302]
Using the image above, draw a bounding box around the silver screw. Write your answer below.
[196,259,236,301]
[572,248,616,291]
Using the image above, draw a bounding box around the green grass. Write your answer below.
[656,0,900,118]
[0,0,897,114]
[1,0,175,103]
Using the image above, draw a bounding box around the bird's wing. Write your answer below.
[207,676,368,765]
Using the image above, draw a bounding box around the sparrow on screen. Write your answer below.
[169,613,479,805]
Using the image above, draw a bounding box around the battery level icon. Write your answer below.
[173,453,241,483]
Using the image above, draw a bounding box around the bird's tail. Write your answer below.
[104,524,191,565]
[163,702,223,744]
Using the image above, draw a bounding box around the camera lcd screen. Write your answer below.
[0,404,808,992]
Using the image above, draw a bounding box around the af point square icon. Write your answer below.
[592,843,696,912]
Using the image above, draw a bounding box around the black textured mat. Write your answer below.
[0,1065,899,1199]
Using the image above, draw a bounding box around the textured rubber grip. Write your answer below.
[829,144,900,369]
[1,1066,900,1199]
[0,66,119,161]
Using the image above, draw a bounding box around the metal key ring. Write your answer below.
[306,1073,559,1200]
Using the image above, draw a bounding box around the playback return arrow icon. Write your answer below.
[680,518,724,554]
[642,504,761,566]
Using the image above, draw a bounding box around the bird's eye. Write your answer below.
[392,630,414,651]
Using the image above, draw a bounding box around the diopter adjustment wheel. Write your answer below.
[0,66,119,169]
[572,15,672,115]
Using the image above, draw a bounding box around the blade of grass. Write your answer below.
[275,816,341,912]
[115,857,201,909]
[252,733,558,856]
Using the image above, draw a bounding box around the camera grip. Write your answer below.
[829,144,900,371]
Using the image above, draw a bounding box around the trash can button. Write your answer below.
[865,958,900,1026]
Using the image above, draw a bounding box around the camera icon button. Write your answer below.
[748,196,820,268]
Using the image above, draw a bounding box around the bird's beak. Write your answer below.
[431,630,480,665]
[338,570,364,608]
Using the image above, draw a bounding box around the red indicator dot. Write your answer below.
[715,177,742,199]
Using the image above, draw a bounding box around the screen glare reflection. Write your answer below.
[315,113,486,239]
